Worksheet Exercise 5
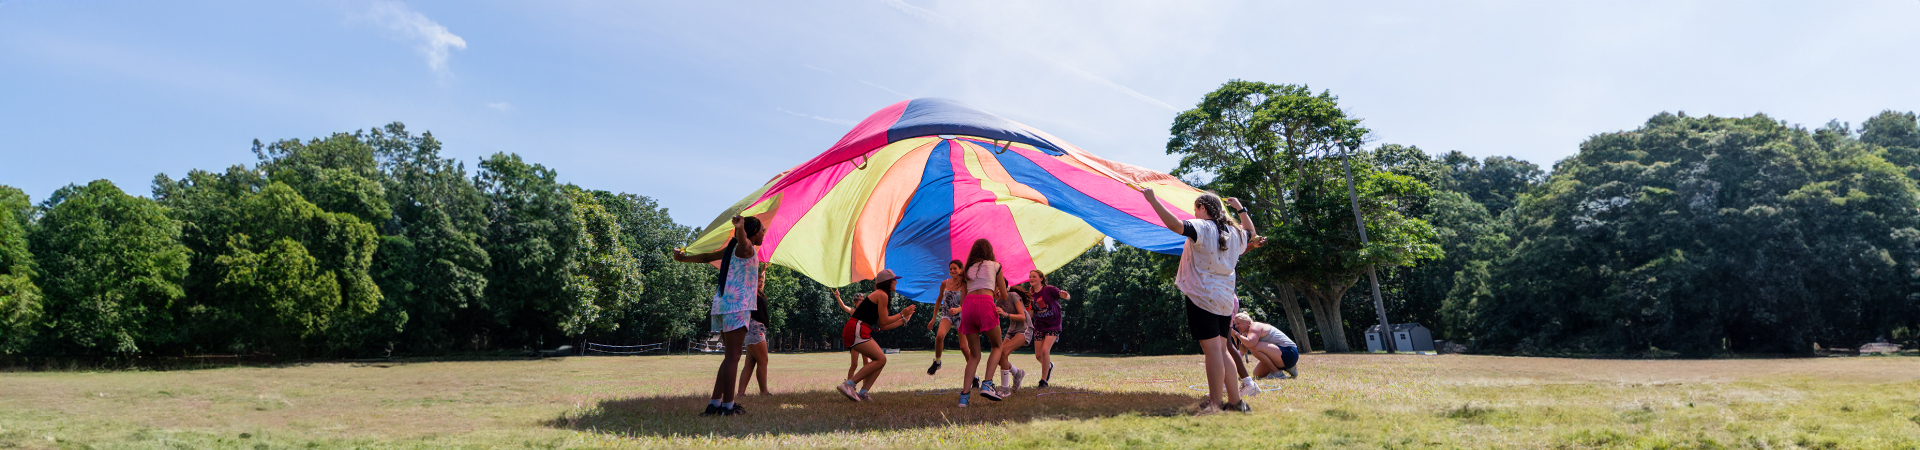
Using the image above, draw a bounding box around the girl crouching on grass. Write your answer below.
[831,270,917,402]
[1233,313,1300,379]
[956,239,1008,408]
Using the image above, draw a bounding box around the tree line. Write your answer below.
[3,83,1917,359]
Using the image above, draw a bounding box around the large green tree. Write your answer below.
[0,186,43,354]
[31,180,190,355]
[1462,113,1920,355]
[1168,80,1441,352]
[366,123,491,353]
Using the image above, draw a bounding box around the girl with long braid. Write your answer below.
[1141,188,1258,414]
[671,215,765,417]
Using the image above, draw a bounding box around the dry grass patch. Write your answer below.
[0,352,1916,448]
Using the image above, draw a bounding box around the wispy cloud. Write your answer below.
[777,107,855,125]
[875,0,1177,111]
[859,80,912,99]
[363,1,467,76]
[802,64,834,74]
[487,102,514,112]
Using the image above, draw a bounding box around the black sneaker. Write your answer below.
[700,404,723,416]
[1226,401,1251,413]
[1037,380,1049,389]
[725,404,747,416]
[928,359,942,375]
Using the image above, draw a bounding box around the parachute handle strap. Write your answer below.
[992,140,1012,154]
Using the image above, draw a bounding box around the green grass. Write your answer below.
[2,351,1917,449]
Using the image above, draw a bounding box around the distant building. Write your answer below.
[1365,323,1435,353]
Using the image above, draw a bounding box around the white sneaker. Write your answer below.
[1011,368,1026,393]
[1240,379,1261,398]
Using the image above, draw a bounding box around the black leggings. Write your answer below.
[1184,299,1232,341]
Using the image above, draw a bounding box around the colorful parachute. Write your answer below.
[686,98,1213,303]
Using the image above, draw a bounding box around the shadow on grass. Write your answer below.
[549,384,1194,437]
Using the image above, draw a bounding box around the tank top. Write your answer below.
[965,261,1000,292]
[853,295,881,326]
[711,243,760,315]
[937,289,963,316]
[998,291,1027,334]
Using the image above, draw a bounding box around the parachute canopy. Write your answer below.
[687,98,1213,302]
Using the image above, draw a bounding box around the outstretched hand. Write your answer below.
[1225,197,1245,210]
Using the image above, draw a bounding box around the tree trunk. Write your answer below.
[1298,281,1352,352]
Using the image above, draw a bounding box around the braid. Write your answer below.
[1198,194,1234,251]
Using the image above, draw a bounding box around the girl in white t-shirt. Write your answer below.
[1142,188,1258,415]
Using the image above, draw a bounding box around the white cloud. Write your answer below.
[777,107,855,125]
[802,64,834,74]
[364,1,467,76]
[859,80,912,99]
[487,102,514,112]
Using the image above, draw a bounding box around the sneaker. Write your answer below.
[927,359,942,376]
[700,404,723,416]
[1225,400,1251,413]
[836,383,861,402]
[958,393,970,408]
[725,404,747,416]
[1264,371,1287,380]
[980,381,1004,401]
[857,392,873,402]
[1285,367,1298,378]
[1011,368,1027,393]
[1240,379,1261,399]
[1193,401,1220,416]
[1037,380,1050,389]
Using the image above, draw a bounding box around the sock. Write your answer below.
[858,389,869,396]
[710,399,721,407]
[1000,370,1011,386]
[843,380,857,386]
[721,401,733,409]
[1242,376,1255,386]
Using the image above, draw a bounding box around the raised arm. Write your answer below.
[729,216,755,259]
[832,289,854,314]
[672,246,727,264]
[1141,187,1185,233]
[1225,197,1257,240]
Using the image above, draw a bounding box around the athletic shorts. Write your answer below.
[1184,299,1232,341]
[958,293,999,335]
[1003,326,1031,343]
[1032,330,1060,339]
[1280,345,1300,369]
[711,311,751,333]
[842,319,873,349]
[744,321,767,346]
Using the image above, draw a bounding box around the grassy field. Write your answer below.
[2,351,1917,449]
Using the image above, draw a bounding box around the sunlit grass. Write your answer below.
[1,352,1916,448]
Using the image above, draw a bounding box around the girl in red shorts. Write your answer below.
[956,239,1008,407]
[830,270,916,402]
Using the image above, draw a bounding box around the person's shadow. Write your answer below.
[548,385,1192,437]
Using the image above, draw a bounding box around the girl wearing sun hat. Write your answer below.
[831,269,917,402]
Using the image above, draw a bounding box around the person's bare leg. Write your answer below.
[712,328,747,404]
[750,342,770,394]
[1035,335,1056,381]
[933,319,950,360]
[1197,337,1227,407]
[1212,339,1241,405]
[736,350,758,398]
[847,350,859,380]
[960,334,982,395]
[1249,347,1281,378]
[849,341,888,391]
[981,329,1005,393]
[1231,341,1250,379]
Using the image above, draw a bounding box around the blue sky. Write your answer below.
[3,1,1917,226]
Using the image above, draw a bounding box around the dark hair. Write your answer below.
[876,277,897,298]
[948,259,964,271]
[965,239,997,272]
[742,217,765,244]
[1194,193,1236,251]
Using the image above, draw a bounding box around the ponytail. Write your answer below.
[1196,194,1235,251]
